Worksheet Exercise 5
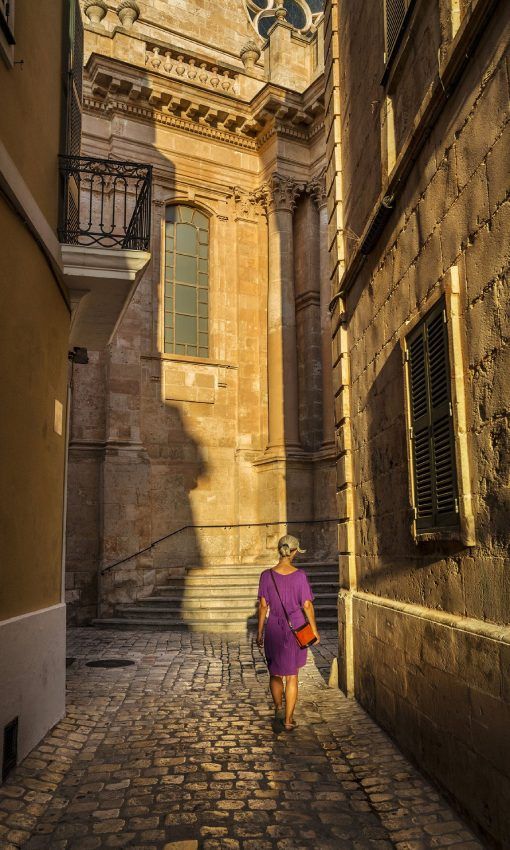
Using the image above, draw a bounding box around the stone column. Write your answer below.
[310,173,335,448]
[264,174,302,453]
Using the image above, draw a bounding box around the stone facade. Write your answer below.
[325,0,509,846]
[67,0,337,623]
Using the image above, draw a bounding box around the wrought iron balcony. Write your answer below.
[58,155,153,350]
[58,154,152,251]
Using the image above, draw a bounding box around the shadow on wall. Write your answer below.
[65,140,207,627]
[363,323,466,602]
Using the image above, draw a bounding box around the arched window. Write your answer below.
[164,205,209,357]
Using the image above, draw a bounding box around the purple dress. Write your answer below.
[257,568,315,676]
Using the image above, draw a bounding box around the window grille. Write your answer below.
[384,0,413,63]
[404,301,459,532]
[164,206,210,358]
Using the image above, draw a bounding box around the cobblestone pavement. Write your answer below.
[0,629,485,850]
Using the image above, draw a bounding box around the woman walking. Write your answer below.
[256,535,320,731]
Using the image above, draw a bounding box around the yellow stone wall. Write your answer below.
[0,1,69,621]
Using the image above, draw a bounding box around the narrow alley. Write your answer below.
[0,629,483,850]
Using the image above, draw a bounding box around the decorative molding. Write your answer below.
[144,44,240,96]
[84,56,325,151]
[83,95,259,150]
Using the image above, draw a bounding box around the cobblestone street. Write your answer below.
[0,629,484,850]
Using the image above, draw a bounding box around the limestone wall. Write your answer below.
[327,0,510,844]
[66,36,337,620]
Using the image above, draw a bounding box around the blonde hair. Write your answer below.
[277,534,305,558]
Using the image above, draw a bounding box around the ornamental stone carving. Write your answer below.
[117,0,140,29]
[308,171,327,209]
[240,40,261,70]
[144,45,239,95]
[245,0,324,39]
[229,186,268,220]
[261,173,304,213]
[83,0,107,25]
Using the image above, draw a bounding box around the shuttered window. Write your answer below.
[384,0,414,63]
[0,0,15,65]
[405,302,459,532]
[63,0,83,156]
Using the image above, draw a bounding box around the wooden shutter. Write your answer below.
[63,0,83,156]
[384,0,413,61]
[406,302,459,532]
[0,1,16,45]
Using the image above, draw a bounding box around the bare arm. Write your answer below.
[303,600,320,644]
[257,597,268,645]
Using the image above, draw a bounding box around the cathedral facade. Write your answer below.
[67,0,337,623]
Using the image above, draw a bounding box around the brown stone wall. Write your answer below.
[328,0,510,844]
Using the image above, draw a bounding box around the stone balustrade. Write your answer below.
[144,44,240,96]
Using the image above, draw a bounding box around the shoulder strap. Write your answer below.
[269,570,293,629]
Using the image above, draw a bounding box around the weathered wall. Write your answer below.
[328,0,510,844]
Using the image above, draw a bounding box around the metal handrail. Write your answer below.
[101,518,339,576]
[58,154,153,251]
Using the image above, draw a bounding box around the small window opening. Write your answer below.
[2,717,18,781]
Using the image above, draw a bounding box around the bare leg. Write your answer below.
[270,675,284,710]
[284,675,298,727]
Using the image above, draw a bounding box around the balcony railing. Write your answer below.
[59,155,152,251]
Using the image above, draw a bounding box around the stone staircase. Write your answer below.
[93,561,339,632]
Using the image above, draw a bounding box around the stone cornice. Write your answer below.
[83,94,259,151]
[84,54,325,152]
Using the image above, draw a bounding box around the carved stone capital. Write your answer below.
[228,186,267,221]
[261,173,303,213]
[308,171,327,209]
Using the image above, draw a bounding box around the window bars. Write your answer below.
[58,155,153,251]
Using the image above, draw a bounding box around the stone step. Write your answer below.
[118,603,339,616]
[92,617,339,632]
[118,606,338,619]
[157,562,338,577]
[155,572,338,589]
[143,591,339,604]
